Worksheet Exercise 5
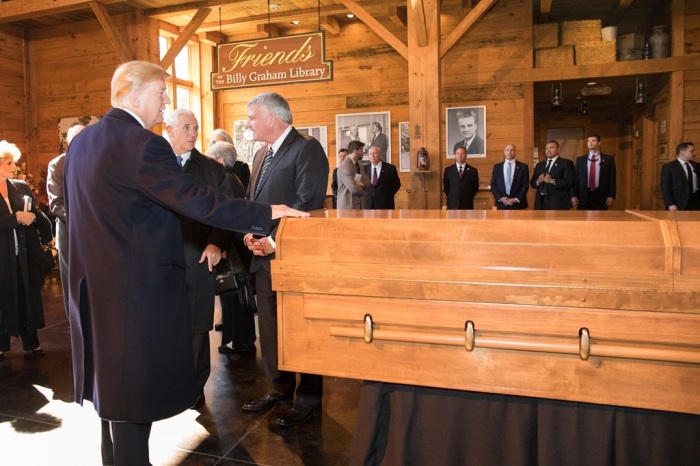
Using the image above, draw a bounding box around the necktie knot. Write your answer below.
[176,155,183,167]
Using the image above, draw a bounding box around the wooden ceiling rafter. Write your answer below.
[159,7,211,69]
[410,0,429,47]
[340,0,408,60]
[388,6,407,27]
[89,1,133,62]
[0,0,125,23]
[440,0,496,58]
[539,0,553,23]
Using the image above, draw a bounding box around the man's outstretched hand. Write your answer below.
[271,204,310,219]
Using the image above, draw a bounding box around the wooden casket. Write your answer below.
[272,210,700,415]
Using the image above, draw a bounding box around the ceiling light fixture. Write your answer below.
[580,99,589,115]
[290,20,300,25]
[635,78,647,104]
[346,14,355,18]
[269,3,280,9]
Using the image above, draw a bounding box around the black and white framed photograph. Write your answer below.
[446,106,487,159]
[233,119,264,165]
[336,111,391,163]
[297,126,328,158]
[399,121,411,172]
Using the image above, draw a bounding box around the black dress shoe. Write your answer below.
[25,348,45,356]
[276,405,322,427]
[242,393,293,412]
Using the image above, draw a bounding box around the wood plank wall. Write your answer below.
[684,0,700,139]
[0,25,27,155]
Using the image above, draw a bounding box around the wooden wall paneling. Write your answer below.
[25,27,40,173]
[0,25,26,150]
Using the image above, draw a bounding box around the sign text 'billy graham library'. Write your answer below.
[211,31,333,90]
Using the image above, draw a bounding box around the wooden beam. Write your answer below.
[410,0,429,47]
[0,0,124,23]
[193,5,349,33]
[604,0,635,27]
[254,22,279,38]
[340,0,407,60]
[89,1,133,63]
[440,0,497,58]
[539,0,553,23]
[320,15,341,35]
[160,8,212,70]
[388,6,407,28]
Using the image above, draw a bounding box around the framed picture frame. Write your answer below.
[233,120,264,165]
[336,111,391,164]
[399,121,411,172]
[58,115,101,153]
[297,126,328,158]
[446,106,487,159]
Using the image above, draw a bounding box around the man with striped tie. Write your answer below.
[241,92,329,427]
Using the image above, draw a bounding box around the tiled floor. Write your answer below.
[0,273,361,465]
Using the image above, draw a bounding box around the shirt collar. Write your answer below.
[119,108,146,128]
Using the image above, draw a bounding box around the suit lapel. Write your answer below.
[253,128,298,199]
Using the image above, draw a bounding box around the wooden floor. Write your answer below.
[0,272,361,465]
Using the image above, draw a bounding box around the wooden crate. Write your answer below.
[561,19,602,45]
[534,45,574,68]
[576,41,617,65]
[534,23,558,49]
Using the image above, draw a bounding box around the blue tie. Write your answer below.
[254,147,274,197]
[505,162,512,195]
[176,155,183,167]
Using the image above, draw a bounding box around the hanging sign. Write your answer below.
[211,31,333,90]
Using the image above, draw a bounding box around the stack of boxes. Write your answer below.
[617,33,645,61]
[534,19,617,67]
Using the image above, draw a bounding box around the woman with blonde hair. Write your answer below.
[0,140,52,360]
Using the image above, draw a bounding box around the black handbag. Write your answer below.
[215,259,239,295]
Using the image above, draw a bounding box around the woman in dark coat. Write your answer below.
[209,128,251,189]
[0,140,50,360]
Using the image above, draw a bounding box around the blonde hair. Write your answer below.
[111,61,170,107]
[0,140,22,163]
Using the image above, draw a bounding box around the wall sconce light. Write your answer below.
[635,78,647,104]
[580,99,589,115]
[551,81,562,109]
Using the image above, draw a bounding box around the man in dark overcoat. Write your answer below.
[64,61,303,465]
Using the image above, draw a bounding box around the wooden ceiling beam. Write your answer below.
[193,5,349,33]
[160,7,211,70]
[388,6,407,28]
[440,0,497,58]
[320,15,341,35]
[0,0,124,23]
[89,1,133,63]
[410,0,429,47]
[340,0,407,60]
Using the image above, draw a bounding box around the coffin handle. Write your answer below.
[579,327,590,360]
[465,321,475,351]
[364,314,373,343]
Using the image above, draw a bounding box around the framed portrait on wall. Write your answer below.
[58,115,101,153]
[399,121,411,172]
[233,120,264,165]
[336,111,391,163]
[445,106,486,159]
[297,126,328,158]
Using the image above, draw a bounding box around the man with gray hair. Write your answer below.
[165,108,232,410]
[242,91,329,427]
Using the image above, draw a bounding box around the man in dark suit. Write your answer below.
[331,148,348,208]
[572,133,617,210]
[443,146,480,209]
[364,145,401,209]
[47,122,85,318]
[490,144,529,209]
[166,108,231,409]
[452,110,485,156]
[530,140,575,210]
[241,92,329,427]
[660,142,699,210]
[64,61,303,465]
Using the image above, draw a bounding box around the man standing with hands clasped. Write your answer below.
[241,92,329,427]
[490,144,529,209]
[530,140,575,210]
[572,133,616,210]
[661,142,699,211]
[364,145,401,209]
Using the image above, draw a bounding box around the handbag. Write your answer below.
[215,258,239,295]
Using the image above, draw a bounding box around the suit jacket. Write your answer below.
[490,160,529,210]
[443,163,480,210]
[529,157,575,210]
[180,148,232,334]
[660,158,700,210]
[232,160,250,190]
[64,108,271,423]
[573,153,616,208]
[0,179,47,338]
[337,157,370,210]
[247,126,329,271]
[364,162,401,209]
[453,135,485,156]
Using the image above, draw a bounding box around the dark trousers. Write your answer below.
[101,419,152,466]
[0,258,40,352]
[578,189,607,210]
[686,192,700,210]
[255,268,323,409]
[192,332,210,393]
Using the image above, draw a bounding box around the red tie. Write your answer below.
[372,167,378,185]
[458,165,463,178]
[589,156,597,191]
